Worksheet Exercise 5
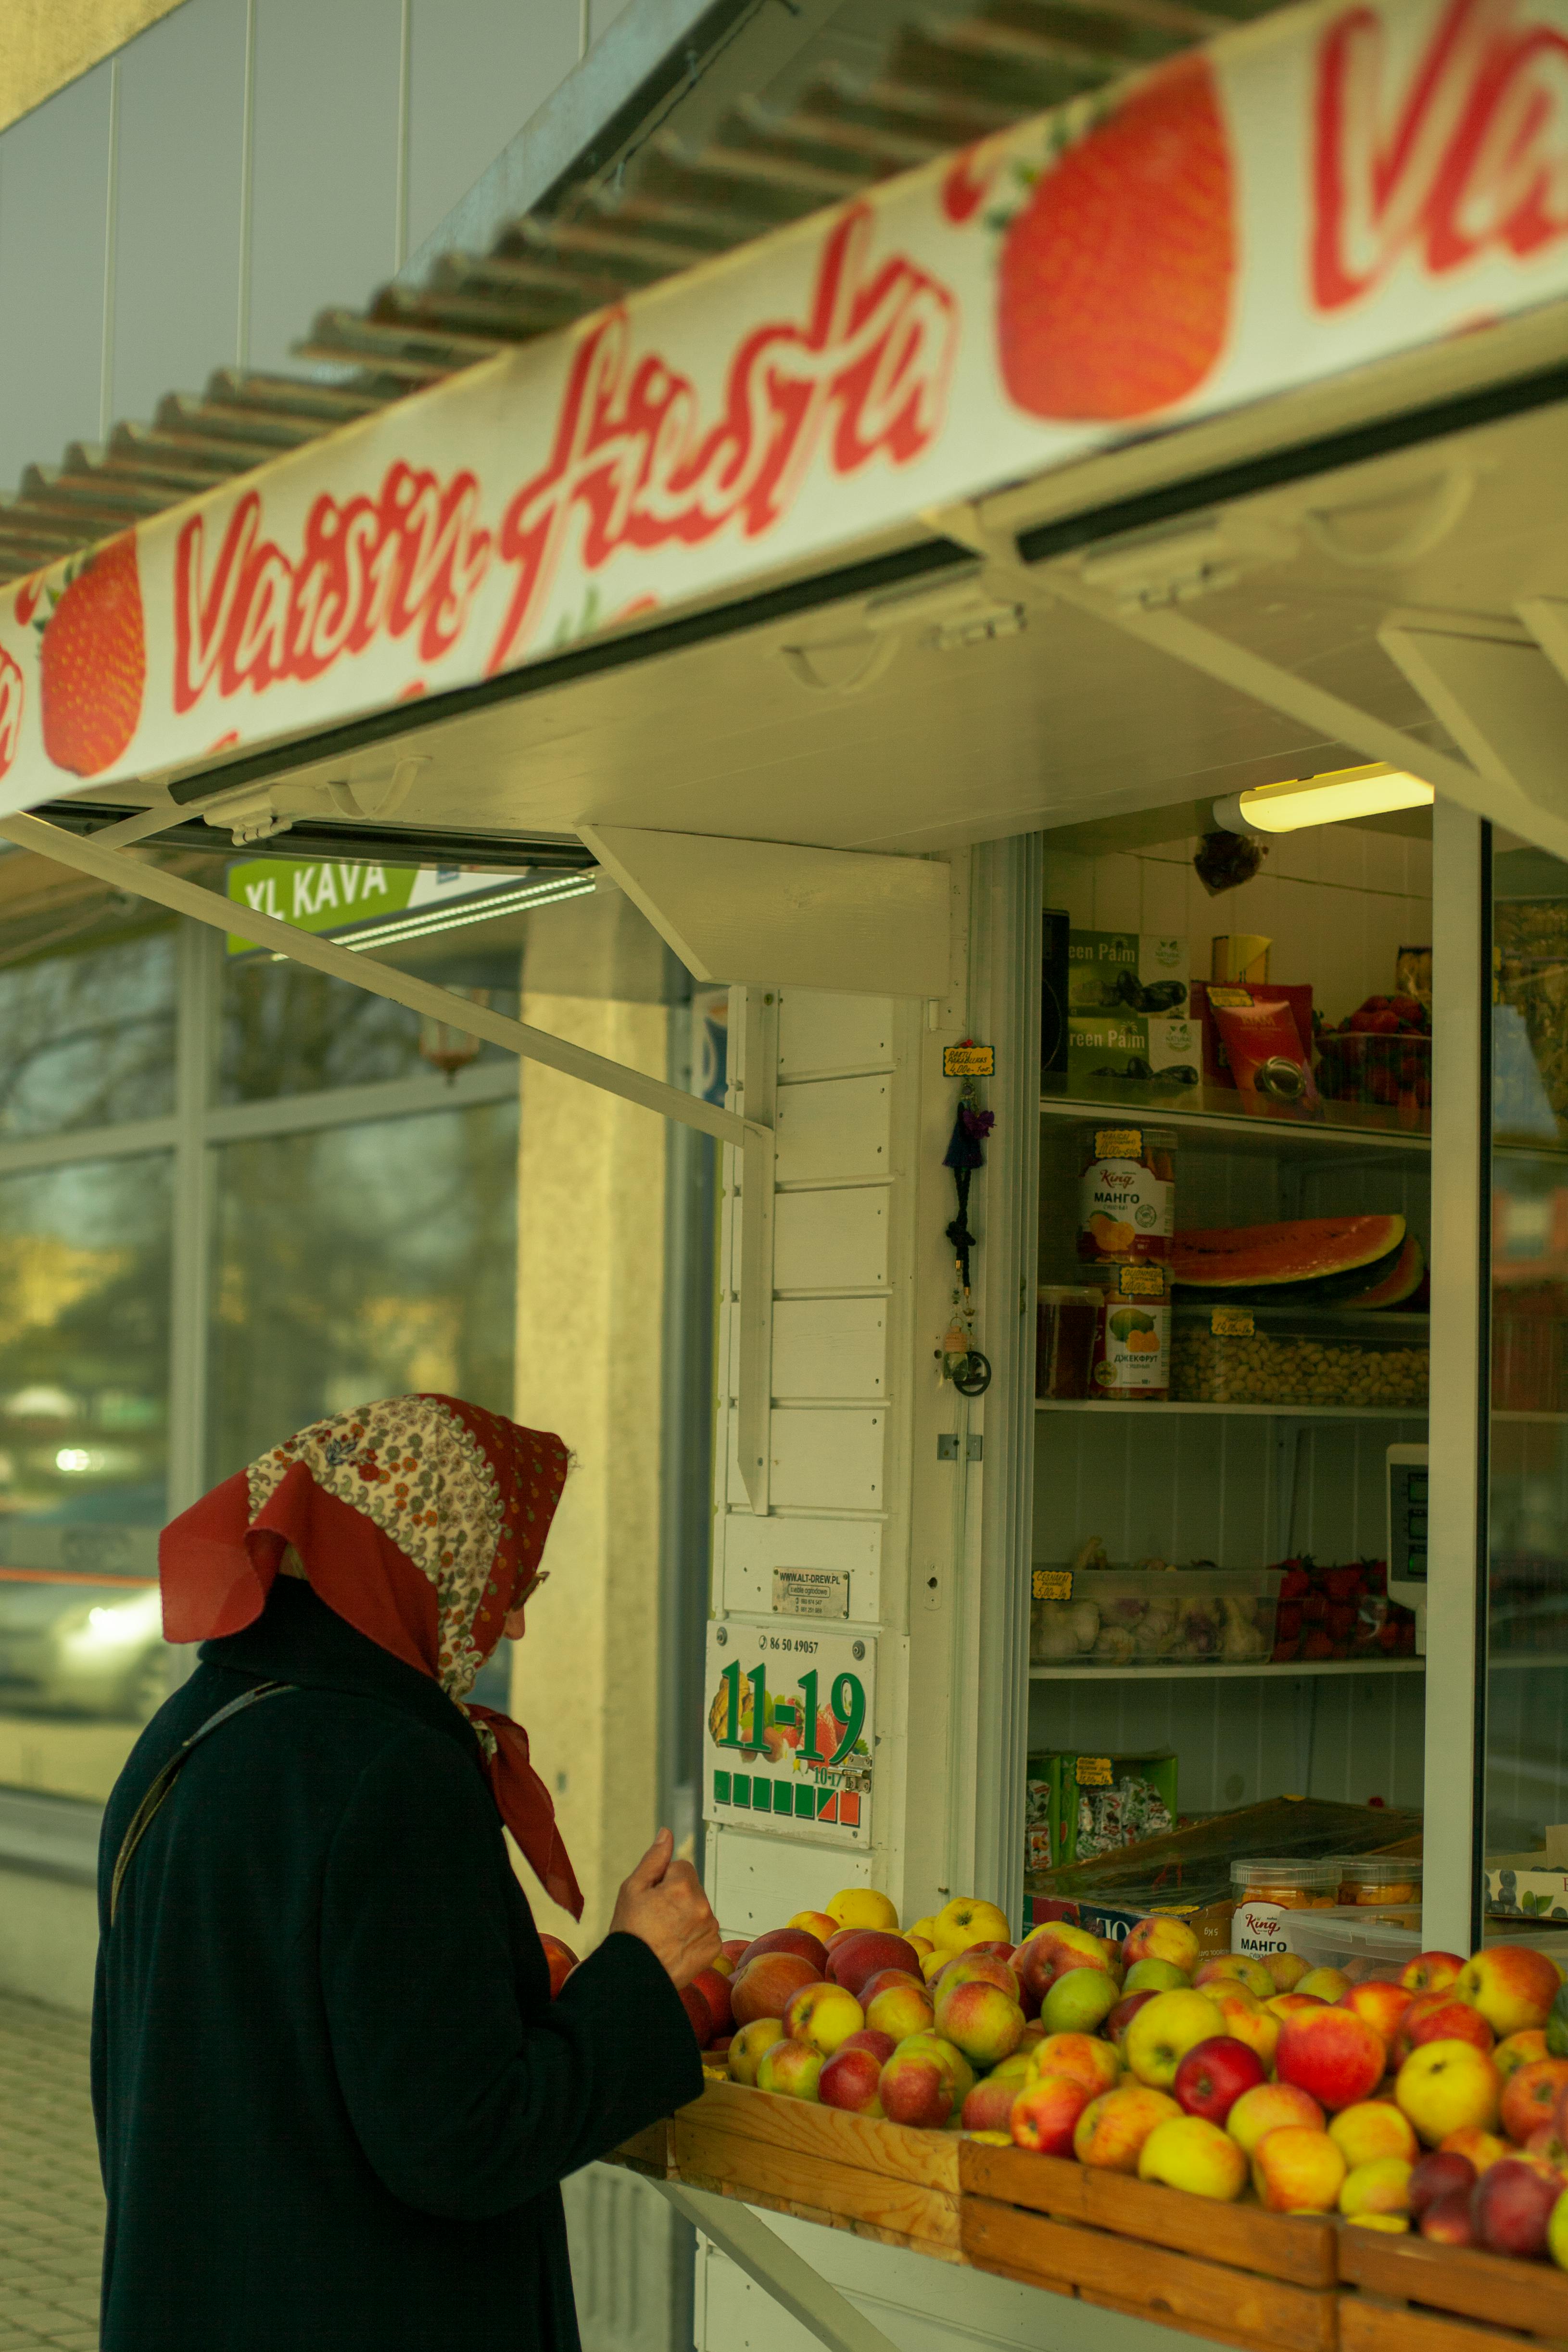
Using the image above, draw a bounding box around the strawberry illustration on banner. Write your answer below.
[37,537,146,776]
[0,646,22,786]
[994,55,1237,421]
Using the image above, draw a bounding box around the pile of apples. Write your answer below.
[688,1890,1568,2266]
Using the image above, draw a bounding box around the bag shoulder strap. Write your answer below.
[109,1680,296,1928]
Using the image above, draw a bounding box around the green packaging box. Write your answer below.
[1067,931,1189,1014]
[1025,1749,1178,1871]
[1066,1013,1200,1089]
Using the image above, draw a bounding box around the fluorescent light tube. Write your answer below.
[1213,764,1434,836]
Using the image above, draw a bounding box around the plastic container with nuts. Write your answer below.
[1171,1306,1429,1410]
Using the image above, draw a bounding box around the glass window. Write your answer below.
[206,1098,518,1477]
[218,958,518,1103]
[0,928,176,1135]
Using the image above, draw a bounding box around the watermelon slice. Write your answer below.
[1171,1215,1406,1304]
[1332,1232,1426,1311]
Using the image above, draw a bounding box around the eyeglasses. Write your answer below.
[517,1570,550,1605]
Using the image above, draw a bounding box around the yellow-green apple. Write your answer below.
[1474,2155,1563,2257]
[1016,1922,1112,2005]
[758,2040,822,2100]
[827,1887,899,1934]
[1207,1985,1280,2072]
[1252,2126,1347,2213]
[1329,2102,1419,2167]
[1341,1981,1413,2055]
[1042,1968,1119,2038]
[1340,2157,1412,2218]
[1459,1945,1563,2039]
[1226,2081,1325,2157]
[1027,2032,1121,2095]
[1501,2057,1568,2145]
[1123,1915,1201,1976]
[727,2017,785,2085]
[1266,1952,1310,1993]
[1550,2184,1568,2269]
[1440,2126,1509,2172]
[1010,2070,1092,2156]
[1125,1990,1226,2090]
[1403,1952,1466,1995]
[1124,1959,1190,1995]
[540,1935,579,1998]
[691,1967,734,2038]
[1138,2115,1248,2200]
[935,1977,1026,2069]
[866,1978,935,2043]
[680,1985,715,2046]
[906,1915,940,1945]
[1344,2213,1410,2233]
[1397,2041,1502,2145]
[1108,1992,1158,2047]
[1496,2029,1551,2083]
[921,1949,951,1983]
[789,1910,840,1941]
[826,1931,923,1998]
[733,1953,821,2027]
[1172,2036,1265,2125]
[934,1952,1022,2003]
[1268,1992,1327,2021]
[1277,2008,1387,2112]
[1074,2084,1180,2171]
[905,1935,935,1958]
[739,1926,829,1973]
[1296,1968,1352,2005]
[784,1980,865,2056]
[820,2041,885,2115]
[713,1939,749,1977]
[1394,1988,1494,2066]
[1408,2149,1477,2214]
[878,2037,955,2128]
[1193,1955,1274,2000]
[935,1897,1012,1952]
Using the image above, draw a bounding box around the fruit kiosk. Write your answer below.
[1,0,1568,2342]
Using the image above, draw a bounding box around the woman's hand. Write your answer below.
[609,1829,721,1991]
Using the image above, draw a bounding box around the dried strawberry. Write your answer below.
[996,54,1235,421]
[38,535,145,775]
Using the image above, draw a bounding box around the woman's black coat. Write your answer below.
[90,1577,703,2352]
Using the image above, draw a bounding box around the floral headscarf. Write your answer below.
[159,1394,581,1918]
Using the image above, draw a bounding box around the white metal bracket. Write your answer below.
[648,2178,908,2352]
[734,988,777,1517]
[1379,622,1568,829]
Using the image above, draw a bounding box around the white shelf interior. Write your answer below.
[1037,1399,1427,1420]
[1030,1658,1426,1682]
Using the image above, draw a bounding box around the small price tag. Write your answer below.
[1093,1128,1143,1157]
[1076,1756,1114,1787]
[1115,1264,1167,1298]
[944,1043,995,1077]
[1208,986,1254,1008]
[1033,1569,1073,1600]
[1212,1306,1255,1336]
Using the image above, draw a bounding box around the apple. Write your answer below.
[1227,2080,1325,2157]
[1526,2124,1568,2172]
[1016,1922,1112,2004]
[1042,1968,1119,2039]
[827,1888,900,1935]
[1124,1959,1189,1996]
[961,2065,1033,2134]
[906,1915,940,1945]
[825,1931,923,1999]
[1124,1990,1226,2091]
[968,1941,1018,1963]
[680,1984,714,2046]
[838,2027,895,2064]
[1329,2101,1419,2168]
[1122,1915,1201,1976]
[539,1935,579,1998]
[1296,1967,1352,2005]
[1397,2041,1503,2146]
[1420,2189,1477,2245]
[1473,2155,1562,2257]
[1395,1988,1495,2066]
[905,1935,935,1959]
[935,1978,1026,2069]
[1502,2057,1568,2146]
[1265,1952,1310,1993]
[1074,2084,1181,2171]
[1268,1993,1327,2020]
[933,1953,1022,2003]
[1276,2008,1386,2112]
[1173,2036,1265,2126]
[1108,1992,1157,2048]
[1440,2126,1510,2173]
[820,2042,885,2115]
[1252,2126,1348,2213]
[935,1896,1013,1953]
[691,1967,734,2039]
[859,1967,925,2005]
[1497,2029,1551,2083]
[1340,2157,1414,2218]
[865,1978,936,2044]
[1460,1945,1563,2039]
[921,1949,952,1984]
[727,2017,785,2086]
[738,1927,830,1974]
[1011,2070,1093,2156]
[1017,2019,1047,2055]
[1193,1956,1273,2000]
[1139,2115,1248,2200]
[1027,2031,1121,2096]
[732,1953,821,2027]
[878,2038,955,2128]
[714,1938,750,1977]
[1341,1980,1413,2053]
[758,2039,823,2101]
[1409,2150,1477,2213]
[789,1910,840,1942]
[784,1980,865,2057]
[1207,1985,1280,2072]
[1403,1951,1466,1995]
[900,2031,974,2103]
[1549,2184,1568,2269]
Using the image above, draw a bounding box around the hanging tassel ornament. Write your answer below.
[941,1059,994,1397]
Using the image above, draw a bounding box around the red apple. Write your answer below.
[1276,2007,1386,2112]
[680,1983,714,2047]
[969,1941,1018,1962]
[1502,2057,1568,2147]
[540,1935,579,1998]
[878,2040,954,2129]
[837,2028,895,2065]
[1010,2071,1093,2156]
[820,2042,885,2115]
[1107,1991,1157,2047]
[732,1952,821,2027]
[737,1927,829,1974]
[1394,1989,1494,2067]
[961,2072,1029,2135]
[691,1967,733,2039]
[1172,2036,1265,2126]
[1340,1979,1413,2052]
[824,1931,923,1999]
[1015,1922,1112,2005]
[1419,2188,1477,2244]
[1472,2155,1562,2258]
[1402,1952,1466,1995]
[1408,2150,1477,2214]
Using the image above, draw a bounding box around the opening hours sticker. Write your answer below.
[703,1624,875,1843]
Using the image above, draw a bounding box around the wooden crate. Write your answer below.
[1339,2222,1568,2352]
[960,2140,1338,2352]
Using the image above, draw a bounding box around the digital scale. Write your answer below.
[1386,1443,1429,1654]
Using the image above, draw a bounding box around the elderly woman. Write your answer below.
[92,1394,719,2352]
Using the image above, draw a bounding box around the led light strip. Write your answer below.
[335,872,597,952]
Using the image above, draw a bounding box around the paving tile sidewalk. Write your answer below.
[0,1993,102,2351]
